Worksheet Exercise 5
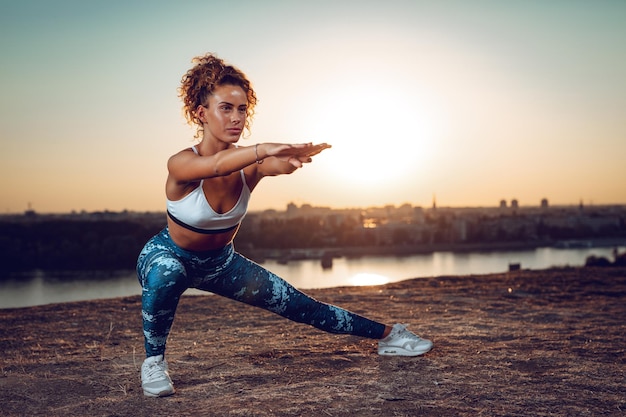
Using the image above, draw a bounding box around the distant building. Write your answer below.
[541,198,549,209]
[24,202,36,217]
[500,199,507,208]
[511,199,519,209]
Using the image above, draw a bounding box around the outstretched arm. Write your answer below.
[167,142,331,184]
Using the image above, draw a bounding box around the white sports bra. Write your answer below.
[166,146,250,234]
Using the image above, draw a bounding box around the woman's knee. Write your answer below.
[141,254,189,294]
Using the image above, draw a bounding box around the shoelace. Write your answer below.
[144,361,167,382]
[397,325,423,342]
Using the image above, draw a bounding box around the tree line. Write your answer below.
[0,220,159,271]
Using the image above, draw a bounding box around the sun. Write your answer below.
[304,78,446,188]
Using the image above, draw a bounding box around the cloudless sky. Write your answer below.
[1,0,625,213]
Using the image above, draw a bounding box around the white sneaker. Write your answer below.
[378,324,433,356]
[141,355,175,397]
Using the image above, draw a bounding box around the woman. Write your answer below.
[136,53,432,398]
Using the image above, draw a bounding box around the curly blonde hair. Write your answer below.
[179,53,257,138]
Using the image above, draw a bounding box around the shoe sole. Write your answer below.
[143,387,175,398]
[378,346,432,356]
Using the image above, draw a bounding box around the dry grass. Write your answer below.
[1,266,625,416]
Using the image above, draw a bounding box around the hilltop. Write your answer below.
[1,266,625,416]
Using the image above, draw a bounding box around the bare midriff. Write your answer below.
[167,217,240,252]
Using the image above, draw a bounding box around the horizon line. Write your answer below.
[4,201,626,216]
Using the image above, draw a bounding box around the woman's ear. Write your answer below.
[196,104,206,123]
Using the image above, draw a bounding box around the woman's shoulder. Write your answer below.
[169,146,197,160]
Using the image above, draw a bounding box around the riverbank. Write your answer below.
[1,266,625,416]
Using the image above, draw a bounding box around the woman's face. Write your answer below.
[199,84,248,143]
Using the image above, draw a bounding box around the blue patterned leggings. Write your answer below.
[136,229,386,357]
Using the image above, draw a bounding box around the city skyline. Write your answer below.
[1,1,625,213]
[7,197,622,217]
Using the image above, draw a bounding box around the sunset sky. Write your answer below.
[1,0,625,213]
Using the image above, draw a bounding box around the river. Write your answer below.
[1,245,623,309]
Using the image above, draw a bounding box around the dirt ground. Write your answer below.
[1,266,625,416]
